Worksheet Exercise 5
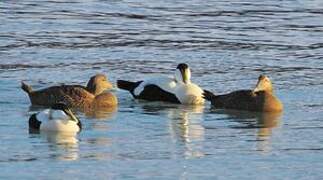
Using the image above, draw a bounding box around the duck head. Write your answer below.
[86,74,113,96]
[253,75,274,93]
[51,103,79,122]
[175,63,191,84]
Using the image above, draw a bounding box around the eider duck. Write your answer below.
[29,103,82,133]
[117,63,205,105]
[21,74,118,110]
[203,75,283,112]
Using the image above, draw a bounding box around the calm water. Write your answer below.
[1,0,323,179]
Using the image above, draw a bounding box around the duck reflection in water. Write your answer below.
[84,106,118,120]
[212,109,282,152]
[29,131,80,161]
[168,105,206,159]
[140,103,206,159]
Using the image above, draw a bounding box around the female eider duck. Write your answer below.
[117,63,205,105]
[29,103,82,133]
[21,74,118,110]
[203,75,283,112]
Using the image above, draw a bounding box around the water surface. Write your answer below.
[1,0,323,179]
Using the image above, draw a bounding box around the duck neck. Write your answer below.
[175,68,191,84]
[86,85,105,96]
[94,88,105,96]
[183,80,191,85]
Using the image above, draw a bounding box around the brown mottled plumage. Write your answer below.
[21,74,117,110]
[203,75,283,112]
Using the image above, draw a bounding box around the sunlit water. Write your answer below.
[1,0,323,179]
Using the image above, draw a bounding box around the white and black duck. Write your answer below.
[117,63,205,105]
[29,103,82,133]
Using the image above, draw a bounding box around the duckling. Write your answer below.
[29,103,82,133]
[203,75,283,112]
[21,74,118,110]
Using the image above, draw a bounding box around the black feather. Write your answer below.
[29,113,41,130]
[117,80,142,96]
[137,84,181,103]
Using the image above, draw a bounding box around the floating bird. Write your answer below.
[203,75,283,112]
[29,103,82,133]
[21,74,118,110]
[117,63,205,105]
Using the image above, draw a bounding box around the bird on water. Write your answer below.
[117,63,205,105]
[29,103,82,133]
[203,75,283,112]
[21,74,118,110]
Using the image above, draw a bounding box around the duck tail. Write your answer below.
[21,81,33,94]
[203,90,217,102]
[117,80,140,92]
[29,113,41,130]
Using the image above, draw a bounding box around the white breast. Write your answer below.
[175,83,205,105]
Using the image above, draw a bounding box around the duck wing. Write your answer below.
[210,90,259,110]
[118,76,180,103]
[137,84,181,103]
[29,85,94,108]
[135,77,180,103]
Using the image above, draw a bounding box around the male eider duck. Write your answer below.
[29,103,82,133]
[21,74,118,110]
[203,75,283,112]
[117,63,205,105]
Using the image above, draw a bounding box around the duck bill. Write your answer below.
[66,109,79,122]
[253,87,260,93]
[104,81,113,90]
[253,80,262,93]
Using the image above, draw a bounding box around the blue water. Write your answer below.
[1,0,323,179]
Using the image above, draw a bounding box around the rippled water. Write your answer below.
[1,0,323,179]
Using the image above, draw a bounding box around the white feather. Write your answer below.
[40,120,80,133]
[36,109,50,122]
[51,110,69,120]
[175,83,205,105]
[36,109,80,133]
[134,76,177,96]
[132,66,204,105]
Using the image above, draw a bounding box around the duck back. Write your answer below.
[208,90,282,112]
[28,85,94,108]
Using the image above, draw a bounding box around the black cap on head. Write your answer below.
[176,63,189,70]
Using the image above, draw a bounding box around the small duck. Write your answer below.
[21,74,118,110]
[203,75,283,112]
[117,63,205,105]
[29,103,82,133]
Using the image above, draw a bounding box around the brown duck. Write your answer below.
[21,74,118,110]
[203,75,283,112]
